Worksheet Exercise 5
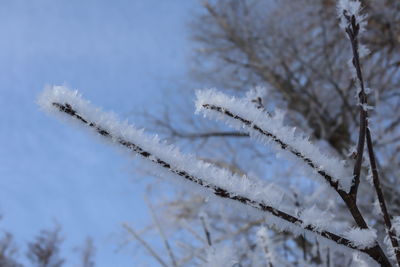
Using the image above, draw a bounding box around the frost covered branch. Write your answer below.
[339,0,400,264]
[200,214,212,247]
[196,90,391,265]
[196,90,351,193]
[38,86,390,264]
[47,101,343,244]
[339,0,368,198]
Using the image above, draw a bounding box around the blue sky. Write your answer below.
[0,0,196,265]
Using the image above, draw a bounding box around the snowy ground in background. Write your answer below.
[0,0,195,265]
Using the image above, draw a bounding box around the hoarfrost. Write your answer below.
[299,205,334,232]
[343,227,377,249]
[196,89,353,192]
[337,0,367,33]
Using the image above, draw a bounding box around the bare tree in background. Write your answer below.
[0,232,23,267]
[0,223,97,267]
[26,227,64,267]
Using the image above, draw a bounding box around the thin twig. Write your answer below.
[344,13,367,198]
[123,224,169,267]
[344,12,400,265]
[366,127,400,264]
[200,215,212,247]
[180,220,208,244]
[173,131,248,139]
[146,198,178,267]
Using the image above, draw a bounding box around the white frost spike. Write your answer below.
[364,87,372,95]
[343,227,377,249]
[337,0,361,19]
[245,86,267,100]
[300,205,334,232]
[337,0,367,33]
[359,44,370,58]
[391,216,400,236]
[196,89,353,192]
[352,252,376,267]
[384,235,397,262]
[361,103,374,111]
[372,199,382,216]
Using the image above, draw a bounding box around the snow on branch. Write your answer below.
[195,89,353,193]
[337,0,367,33]
[38,86,373,257]
[38,86,287,210]
[338,0,400,264]
[343,227,377,250]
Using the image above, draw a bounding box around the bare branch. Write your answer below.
[200,215,212,247]
[342,13,367,197]
[27,226,64,267]
[146,198,178,267]
[171,131,248,139]
[123,224,169,267]
[367,127,400,264]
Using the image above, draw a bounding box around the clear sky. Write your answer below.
[0,0,196,265]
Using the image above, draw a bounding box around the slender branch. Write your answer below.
[366,127,400,264]
[344,13,367,198]
[200,215,212,247]
[180,220,208,244]
[52,101,384,263]
[173,131,248,139]
[343,12,400,265]
[123,224,169,267]
[146,198,178,267]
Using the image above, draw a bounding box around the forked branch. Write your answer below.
[343,10,400,264]
[197,99,390,265]
[50,101,386,264]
